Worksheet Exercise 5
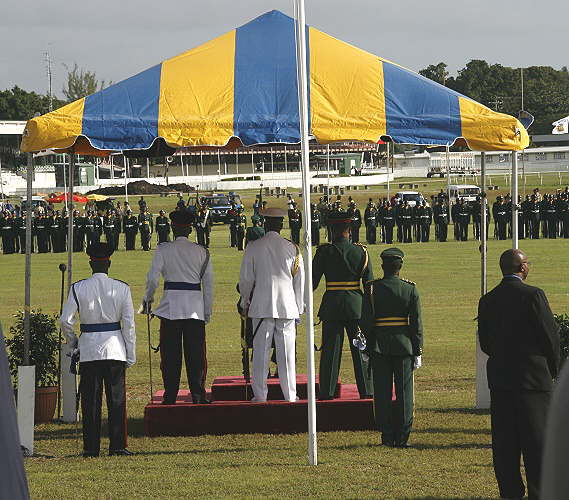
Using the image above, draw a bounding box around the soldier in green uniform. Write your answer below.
[310,203,321,246]
[34,212,50,253]
[0,210,16,254]
[312,211,374,400]
[361,248,423,447]
[123,209,138,250]
[227,204,239,247]
[15,211,29,253]
[364,200,377,244]
[72,210,86,252]
[433,198,448,242]
[155,209,170,244]
[347,201,362,243]
[103,209,117,249]
[288,202,302,245]
[245,218,265,247]
[236,206,247,251]
[138,208,153,251]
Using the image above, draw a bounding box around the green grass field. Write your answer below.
[3,179,568,499]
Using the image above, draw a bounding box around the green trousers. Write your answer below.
[318,320,373,399]
[371,353,414,445]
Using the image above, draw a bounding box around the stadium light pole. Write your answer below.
[294,0,317,466]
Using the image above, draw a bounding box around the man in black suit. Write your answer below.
[478,249,559,500]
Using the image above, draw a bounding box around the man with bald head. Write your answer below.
[478,249,559,500]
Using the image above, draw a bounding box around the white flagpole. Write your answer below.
[294,0,317,466]
[511,152,519,249]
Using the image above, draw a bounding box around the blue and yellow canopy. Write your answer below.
[21,10,529,153]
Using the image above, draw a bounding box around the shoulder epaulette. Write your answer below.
[353,242,367,249]
[400,277,416,286]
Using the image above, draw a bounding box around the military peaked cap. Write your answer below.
[169,210,194,226]
[86,242,114,261]
[380,247,404,261]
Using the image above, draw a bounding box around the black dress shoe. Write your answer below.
[192,397,211,404]
[109,449,135,456]
[359,394,373,399]
[82,451,99,458]
[161,399,176,405]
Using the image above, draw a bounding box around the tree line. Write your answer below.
[419,60,569,135]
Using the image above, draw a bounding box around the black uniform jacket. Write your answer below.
[477,276,560,392]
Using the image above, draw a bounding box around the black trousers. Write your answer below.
[366,225,376,244]
[236,225,245,250]
[157,230,169,244]
[490,390,550,500]
[80,360,126,454]
[159,318,207,403]
[125,230,137,250]
[371,354,414,446]
[140,230,151,251]
[318,320,373,399]
[229,225,237,247]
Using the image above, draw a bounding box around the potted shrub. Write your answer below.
[6,310,60,424]
[554,314,569,368]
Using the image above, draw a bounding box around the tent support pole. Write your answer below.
[476,151,490,409]
[295,0,317,466]
[62,151,77,423]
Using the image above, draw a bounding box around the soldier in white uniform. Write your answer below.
[60,242,136,457]
[239,207,304,402]
[143,210,213,405]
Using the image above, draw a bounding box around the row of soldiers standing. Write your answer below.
[0,207,165,254]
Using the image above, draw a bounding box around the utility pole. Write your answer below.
[45,49,53,112]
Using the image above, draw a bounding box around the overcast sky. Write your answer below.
[2,0,567,96]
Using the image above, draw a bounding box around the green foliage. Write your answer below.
[62,63,109,102]
[6,310,59,388]
[554,314,569,362]
[419,59,569,135]
[0,86,65,120]
[418,62,449,85]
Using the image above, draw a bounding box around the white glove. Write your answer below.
[413,355,422,370]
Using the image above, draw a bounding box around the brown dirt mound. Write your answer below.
[87,180,195,196]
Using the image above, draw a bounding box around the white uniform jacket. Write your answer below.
[144,236,213,322]
[60,273,136,366]
[239,231,304,319]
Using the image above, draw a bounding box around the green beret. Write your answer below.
[380,247,404,261]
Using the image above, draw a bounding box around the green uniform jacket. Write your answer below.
[361,275,423,356]
[312,237,373,320]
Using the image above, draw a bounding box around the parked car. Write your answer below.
[200,193,233,223]
[20,196,48,214]
[393,191,425,207]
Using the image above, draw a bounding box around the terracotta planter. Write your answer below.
[35,386,58,424]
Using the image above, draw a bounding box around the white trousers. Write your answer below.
[251,318,297,402]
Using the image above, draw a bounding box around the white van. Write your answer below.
[448,185,481,204]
